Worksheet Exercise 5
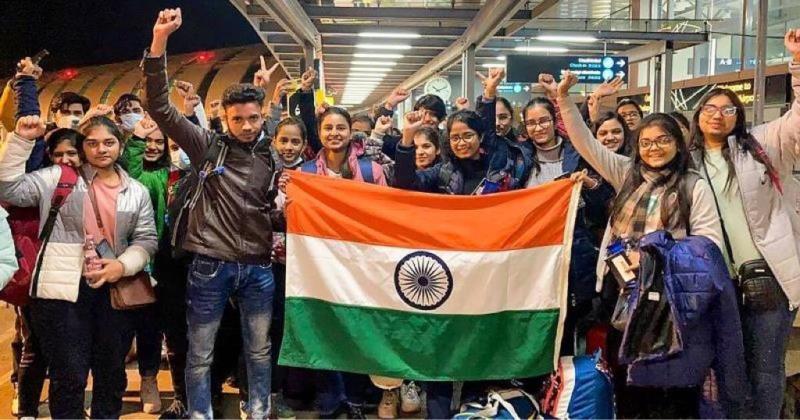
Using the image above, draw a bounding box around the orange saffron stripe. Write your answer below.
[286,171,572,252]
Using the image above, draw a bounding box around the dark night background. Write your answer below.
[0,0,260,77]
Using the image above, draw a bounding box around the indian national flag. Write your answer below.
[279,171,581,381]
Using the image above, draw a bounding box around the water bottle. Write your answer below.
[84,234,102,282]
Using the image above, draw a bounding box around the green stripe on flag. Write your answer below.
[278,298,560,381]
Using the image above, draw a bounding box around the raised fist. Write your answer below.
[454,97,470,111]
[386,87,410,108]
[153,8,182,39]
[208,100,222,119]
[374,115,392,136]
[174,80,194,97]
[15,57,42,80]
[300,67,317,92]
[133,116,159,139]
[15,115,46,141]
[785,29,800,60]
[557,71,579,98]
[538,73,558,99]
[271,79,291,106]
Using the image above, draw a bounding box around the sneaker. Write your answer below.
[378,390,398,419]
[11,385,19,417]
[239,400,249,420]
[400,382,422,413]
[271,393,296,419]
[140,375,162,414]
[347,403,366,419]
[159,400,189,419]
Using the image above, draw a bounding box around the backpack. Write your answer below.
[3,164,78,306]
[168,138,228,259]
[300,158,375,184]
[540,352,615,419]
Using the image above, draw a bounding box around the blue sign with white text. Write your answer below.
[507,55,628,84]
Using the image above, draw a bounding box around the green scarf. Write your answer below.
[120,136,169,239]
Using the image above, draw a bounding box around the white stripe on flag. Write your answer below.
[286,234,567,315]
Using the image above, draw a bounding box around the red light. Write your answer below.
[195,51,215,63]
[58,69,78,80]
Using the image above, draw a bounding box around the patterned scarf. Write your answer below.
[612,167,680,242]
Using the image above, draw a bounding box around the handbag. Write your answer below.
[739,259,785,311]
[81,169,155,310]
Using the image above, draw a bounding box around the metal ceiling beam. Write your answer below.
[382,1,531,99]
[264,34,455,49]
[260,21,465,38]
[254,0,321,52]
[300,5,533,21]
[512,27,709,43]
[227,0,291,76]
[504,0,560,35]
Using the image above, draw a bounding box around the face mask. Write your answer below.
[170,148,191,170]
[119,113,144,131]
[57,115,81,129]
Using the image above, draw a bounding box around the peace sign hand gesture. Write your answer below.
[254,55,281,90]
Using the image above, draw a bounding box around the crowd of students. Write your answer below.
[0,7,799,419]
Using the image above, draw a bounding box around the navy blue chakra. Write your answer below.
[394,251,453,310]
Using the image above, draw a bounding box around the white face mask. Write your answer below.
[170,148,191,170]
[57,115,81,129]
[119,113,144,131]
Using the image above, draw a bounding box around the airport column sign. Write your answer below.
[507,55,628,84]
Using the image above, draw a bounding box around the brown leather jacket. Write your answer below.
[142,53,282,264]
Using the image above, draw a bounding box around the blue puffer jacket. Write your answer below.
[626,231,746,418]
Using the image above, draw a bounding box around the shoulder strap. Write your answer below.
[39,164,78,241]
[300,160,317,174]
[358,159,374,184]
[700,161,736,266]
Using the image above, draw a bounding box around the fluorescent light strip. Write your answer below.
[356,43,412,50]
[482,63,506,68]
[514,46,569,53]
[351,61,398,66]
[358,32,421,39]
[348,68,391,74]
[536,35,597,43]
[354,53,404,59]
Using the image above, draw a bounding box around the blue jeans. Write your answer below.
[741,300,796,418]
[185,254,275,419]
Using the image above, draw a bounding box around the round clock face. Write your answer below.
[424,77,452,101]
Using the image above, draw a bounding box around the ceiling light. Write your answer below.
[514,46,570,53]
[356,43,412,50]
[536,35,598,43]
[354,53,404,59]
[352,60,397,66]
[482,63,506,68]
[359,32,421,39]
[348,68,391,74]
[497,56,506,61]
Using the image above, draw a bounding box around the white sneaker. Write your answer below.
[140,375,162,414]
[400,381,422,413]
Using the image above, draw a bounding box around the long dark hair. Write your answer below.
[522,97,559,175]
[610,113,693,231]
[690,88,782,193]
[592,111,632,156]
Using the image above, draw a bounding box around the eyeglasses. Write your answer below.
[523,118,552,129]
[639,135,674,150]
[619,111,641,119]
[449,132,479,143]
[700,104,737,117]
